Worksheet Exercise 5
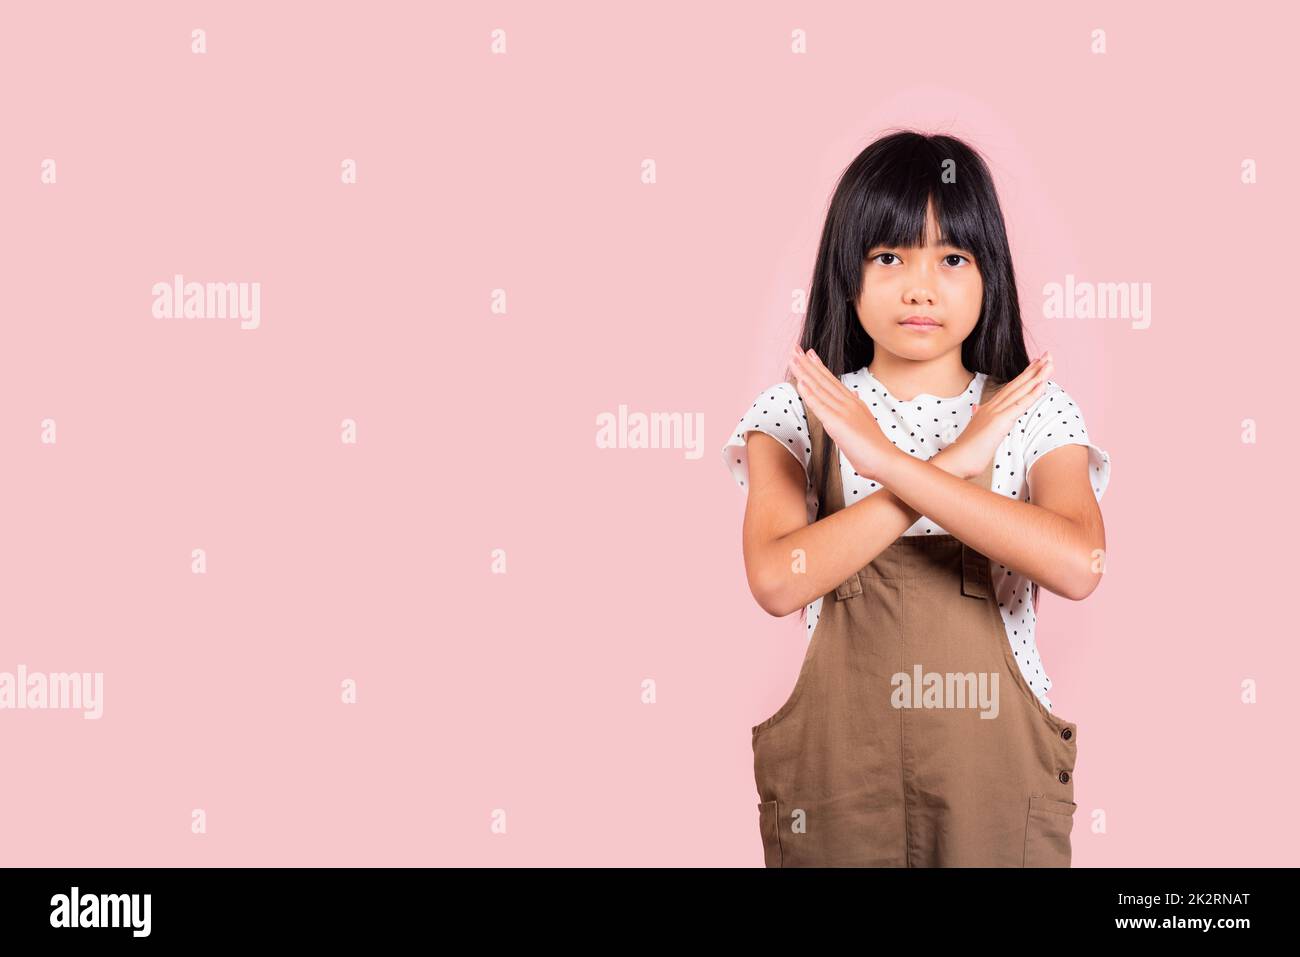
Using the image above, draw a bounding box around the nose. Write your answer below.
[899,260,938,305]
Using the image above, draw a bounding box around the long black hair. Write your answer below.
[793,130,1036,622]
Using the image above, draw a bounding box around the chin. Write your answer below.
[885,338,952,360]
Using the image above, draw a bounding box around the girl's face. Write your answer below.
[856,211,984,364]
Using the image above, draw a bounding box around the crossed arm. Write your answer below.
[740,432,1105,618]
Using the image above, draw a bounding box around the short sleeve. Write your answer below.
[1020,380,1111,502]
[720,381,811,492]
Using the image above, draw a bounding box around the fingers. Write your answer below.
[989,353,1053,412]
[789,353,841,427]
[790,344,1056,431]
[789,344,844,396]
[791,357,835,417]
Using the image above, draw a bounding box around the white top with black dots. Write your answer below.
[721,366,1111,712]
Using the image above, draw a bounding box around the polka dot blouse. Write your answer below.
[720,367,1111,712]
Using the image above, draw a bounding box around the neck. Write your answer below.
[866,354,975,402]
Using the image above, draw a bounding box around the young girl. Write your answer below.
[721,131,1110,868]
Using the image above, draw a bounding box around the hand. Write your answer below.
[788,344,900,483]
[941,352,1055,480]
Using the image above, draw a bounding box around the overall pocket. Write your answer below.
[1023,795,1077,867]
[757,799,781,867]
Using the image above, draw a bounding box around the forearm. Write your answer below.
[754,450,963,617]
[873,448,1098,600]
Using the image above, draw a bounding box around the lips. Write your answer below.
[901,316,940,327]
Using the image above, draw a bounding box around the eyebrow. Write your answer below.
[869,242,973,253]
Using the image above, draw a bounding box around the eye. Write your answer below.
[870,252,971,267]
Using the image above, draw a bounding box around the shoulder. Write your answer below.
[1017,378,1111,501]
[749,379,803,410]
[1018,378,1089,438]
[720,381,811,489]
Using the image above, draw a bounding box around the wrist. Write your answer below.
[929,448,972,480]
[868,445,914,488]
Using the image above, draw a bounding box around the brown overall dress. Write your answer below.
[752,375,1080,867]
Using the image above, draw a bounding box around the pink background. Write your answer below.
[1,1,1296,866]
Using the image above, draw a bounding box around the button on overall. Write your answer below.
[753,375,1080,867]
